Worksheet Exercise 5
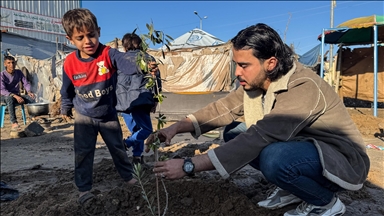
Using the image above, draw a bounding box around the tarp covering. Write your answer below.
[148,42,233,92]
[318,15,384,45]
[339,46,384,102]
[9,51,68,103]
[338,14,384,29]
[160,28,225,51]
[298,44,321,67]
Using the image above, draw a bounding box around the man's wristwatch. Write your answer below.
[182,157,195,176]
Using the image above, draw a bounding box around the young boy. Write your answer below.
[1,55,35,130]
[60,8,136,205]
[115,33,162,166]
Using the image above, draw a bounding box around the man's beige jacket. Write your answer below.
[187,62,369,191]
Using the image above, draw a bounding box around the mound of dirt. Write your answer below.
[0,108,383,216]
[1,141,384,216]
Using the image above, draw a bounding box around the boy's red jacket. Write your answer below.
[60,44,135,120]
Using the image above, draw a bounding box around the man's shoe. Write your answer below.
[284,196,346,216]
[257,187,301,209]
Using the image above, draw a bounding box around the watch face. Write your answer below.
[184,162,194,172]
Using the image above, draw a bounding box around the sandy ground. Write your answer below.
[0,107,383,216]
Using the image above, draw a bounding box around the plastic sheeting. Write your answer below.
[160,28,225,51]
[298,44,321,67]
[11,51,68,103]
[148,42,234,92]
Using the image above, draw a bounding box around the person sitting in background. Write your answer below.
[116,32,161,165]
[0,56,35,130]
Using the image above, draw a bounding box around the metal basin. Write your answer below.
[26,103,50,116]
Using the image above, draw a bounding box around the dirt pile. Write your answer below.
[0,108,383,216]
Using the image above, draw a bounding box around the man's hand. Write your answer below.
[62,114,73,123]
[152,155,214,180]
[145,118,195,153]
[145,126,178,153]
[153,159,185,180]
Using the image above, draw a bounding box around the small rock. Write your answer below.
[24,122,45,137]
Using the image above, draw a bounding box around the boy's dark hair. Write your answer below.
[231,23,294,81]
[4,56,15,61]
[62,8,99,37]
[122,33,142,51]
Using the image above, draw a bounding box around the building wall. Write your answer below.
[0,0,81,43]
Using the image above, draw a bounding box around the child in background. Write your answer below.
[115,33,162,166]
[60,8,136,205]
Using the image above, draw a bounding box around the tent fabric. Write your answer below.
[148,42,233,92]
[318,14,384,45]
[337,14,384,29]
[298,44,321,67]
[7,51,68,103]
[339,46,384,102]
[161,28,225,51]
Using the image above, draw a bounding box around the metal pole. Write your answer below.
[320,29,325,78]
[194,11,207,30]
[329,0,335,69]
[373,25,378,117]
[56,36,58,54]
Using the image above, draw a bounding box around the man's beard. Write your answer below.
[238,69,268,91]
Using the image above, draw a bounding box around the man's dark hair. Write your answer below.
[122,33,142,51]
[4,56,15,61]
[231,23,294,81]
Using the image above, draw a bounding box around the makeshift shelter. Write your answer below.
[318,14,384,116]
[160,28,225,51]
[148,42,234,92]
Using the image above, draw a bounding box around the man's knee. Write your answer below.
[258,143,291,180]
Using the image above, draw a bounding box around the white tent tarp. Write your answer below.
[161,28,225,51]
[148,42,234,92]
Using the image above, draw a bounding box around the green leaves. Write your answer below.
[155,113,167,130]
[154,93,166,104]
[145,76,156,89]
